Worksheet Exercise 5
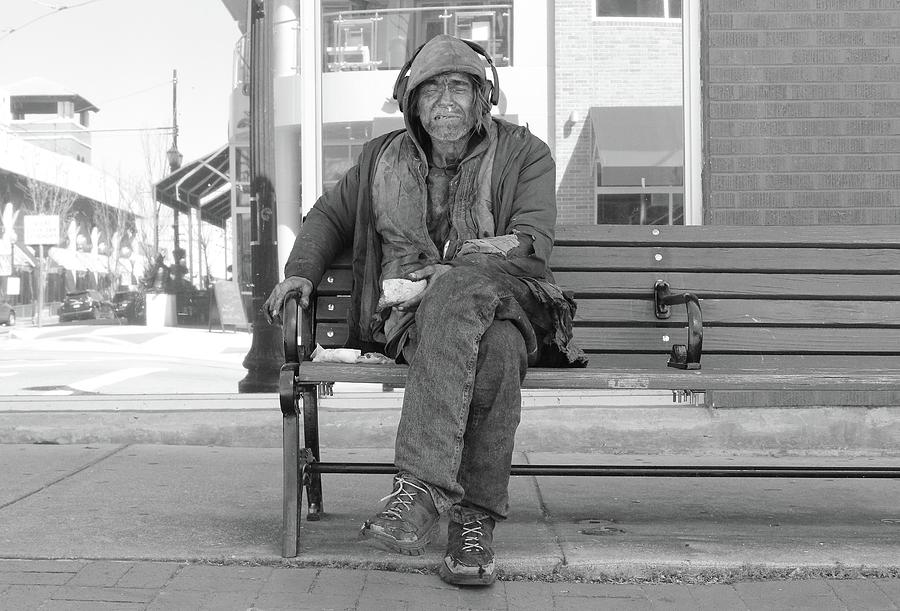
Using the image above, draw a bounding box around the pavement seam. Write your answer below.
[0,444,131,511]
[143,562,187,609]
[522,451,568,575]
[872,579,900,610]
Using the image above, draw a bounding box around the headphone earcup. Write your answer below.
[483,81,496,107]
[394,76,409,112]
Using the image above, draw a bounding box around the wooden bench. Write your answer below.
[278,224,900,557]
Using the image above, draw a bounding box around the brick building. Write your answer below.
[704,0,900,225]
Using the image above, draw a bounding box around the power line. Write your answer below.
[0,0,105,42]
[14,126,175,135]
[74,79,174,114]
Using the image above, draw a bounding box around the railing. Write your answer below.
[322,4,513,72]
[233,34,250,92]
[233,4,513,82]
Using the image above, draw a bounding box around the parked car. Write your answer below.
[58,290,107,322]
[0,302,15,326]
[111,289,145,324]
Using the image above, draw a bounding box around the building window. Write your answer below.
[597,191,683,225]
[596,0,681,19]
[322,1,512,72]
[591,106,684,225]
[322,121,372,190]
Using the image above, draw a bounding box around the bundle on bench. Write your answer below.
[277,224,900,557]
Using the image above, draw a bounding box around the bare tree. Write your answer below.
[195,220,223,289]
[91,190,133,289]
[139,132,174,260]
[18,174,78,242]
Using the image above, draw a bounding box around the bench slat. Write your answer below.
[576,298,900,326]
[582,353,900,370]
[574,327,900,354]
[554,271,900,299]
[294,362,900,391]
[551,246,900,273]
[554,224,900,247]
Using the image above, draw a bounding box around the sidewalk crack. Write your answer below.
[0,444,131,511]
[522,451,568,569]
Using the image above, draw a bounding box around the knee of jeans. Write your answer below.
[478,320,528,375]
[427,267,497,301]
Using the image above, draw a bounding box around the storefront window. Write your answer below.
[322,1,513,72]
[323,122,372,190]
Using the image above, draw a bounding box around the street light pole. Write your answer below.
[238,0,282,393]
[167,69,183,253]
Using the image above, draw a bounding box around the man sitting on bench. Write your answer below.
[264,34,585,586]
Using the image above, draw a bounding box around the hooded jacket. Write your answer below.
[284,37,586,366]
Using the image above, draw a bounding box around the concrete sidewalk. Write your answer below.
[1,443,899,609]
[2,559,899,610]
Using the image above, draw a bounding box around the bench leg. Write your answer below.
[300,383,323,520]
[279,366,302,557]
[282,409,302,557]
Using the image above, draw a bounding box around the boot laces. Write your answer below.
[378,477,429,520]
[461,520,485,552]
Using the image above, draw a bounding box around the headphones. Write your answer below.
[392,38,500,112]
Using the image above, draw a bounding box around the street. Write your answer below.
[0,319,252,396]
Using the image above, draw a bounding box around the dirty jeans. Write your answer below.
[394,266,535,522]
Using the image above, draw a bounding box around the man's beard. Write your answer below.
[421,113,476,144]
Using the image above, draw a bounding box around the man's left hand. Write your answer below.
[395,264,452,311]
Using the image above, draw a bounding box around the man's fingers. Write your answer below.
[406,265,434,281]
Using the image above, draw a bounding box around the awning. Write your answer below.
[47,247,110,274]
[154,145,231,229]
[590,106,684,187]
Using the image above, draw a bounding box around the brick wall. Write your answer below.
[554,0,682,225]
[704,0,900,225]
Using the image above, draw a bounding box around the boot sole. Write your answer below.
[357,523,438,556]
[438,558,497,586]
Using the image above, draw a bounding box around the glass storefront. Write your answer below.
[322,1,513,72]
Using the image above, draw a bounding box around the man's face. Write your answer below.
[415,72,477,144]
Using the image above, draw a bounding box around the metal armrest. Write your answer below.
[282,293,316,363]
[654,281,703,370]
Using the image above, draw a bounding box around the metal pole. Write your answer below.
[239,0,282,393]
[36,244,43,328]
[172,69,180,252]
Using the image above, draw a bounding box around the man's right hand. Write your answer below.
[263,276,314,325]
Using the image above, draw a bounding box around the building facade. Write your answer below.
[216,0,899,280]
[0,79,138,308]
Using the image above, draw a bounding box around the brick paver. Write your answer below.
[0,559,899,610]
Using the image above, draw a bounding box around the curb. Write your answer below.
[1,395,899,454]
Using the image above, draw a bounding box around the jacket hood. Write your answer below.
[402,35,491,156]
[405,35,487,99]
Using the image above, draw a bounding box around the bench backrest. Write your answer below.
[304,224,900,372]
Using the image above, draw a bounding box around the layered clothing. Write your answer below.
[284,116,586,367]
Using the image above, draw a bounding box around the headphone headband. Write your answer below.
[392,38,500,110]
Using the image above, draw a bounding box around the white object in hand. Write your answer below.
[378,278,426,308]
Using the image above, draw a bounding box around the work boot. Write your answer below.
[358,475,440,555]
[438,515,496,586]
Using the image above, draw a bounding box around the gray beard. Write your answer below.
[425,122,471,143]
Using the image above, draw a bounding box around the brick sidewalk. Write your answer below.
[1,560,899,610]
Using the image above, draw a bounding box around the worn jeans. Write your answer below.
[394,266,535,522]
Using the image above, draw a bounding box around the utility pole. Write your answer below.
[167,69,183,253]
[239,0,282,392]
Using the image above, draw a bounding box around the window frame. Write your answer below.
[592,0,701,225]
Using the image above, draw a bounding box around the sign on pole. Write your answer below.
[23,214,60,246]
[23,214,58,329]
